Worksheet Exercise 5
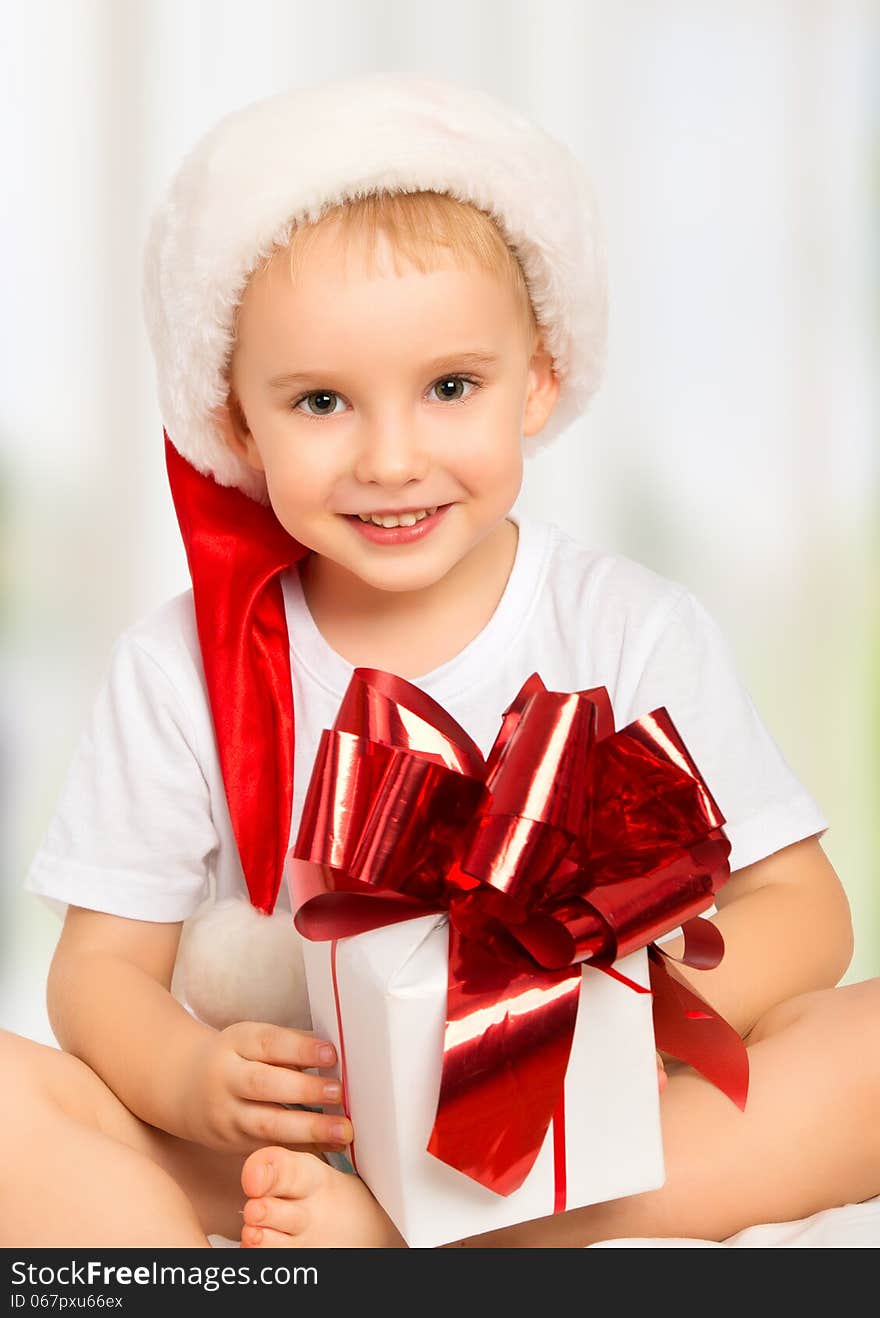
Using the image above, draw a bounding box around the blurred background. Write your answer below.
[2,0,878,1046]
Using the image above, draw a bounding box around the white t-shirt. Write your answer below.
[23,513,829,1027]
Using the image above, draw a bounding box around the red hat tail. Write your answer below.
[164,433,309,914]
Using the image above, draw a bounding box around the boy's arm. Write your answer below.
[654,833,853,1040]
[46,905,215,1142]
[49,906,354,1156]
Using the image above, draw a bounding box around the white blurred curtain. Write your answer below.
[2,0,877,1044]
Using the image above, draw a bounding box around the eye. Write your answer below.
[291,390,345,418]
[289,373,483,420]
[430,374,482,404]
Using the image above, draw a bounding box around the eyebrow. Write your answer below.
[266,350,501,391]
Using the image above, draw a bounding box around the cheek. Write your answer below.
[262,457,331,538]
[459,435,523,496]
[261,436,326,500]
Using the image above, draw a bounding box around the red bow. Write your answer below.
[288,667,750,1195]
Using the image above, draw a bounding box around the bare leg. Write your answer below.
[0,1029,247,1247]
[0,1093,210,1247]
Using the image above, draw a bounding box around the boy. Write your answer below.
[4,74,876,1248]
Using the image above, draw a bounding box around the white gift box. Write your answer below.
[300,910,666,1248]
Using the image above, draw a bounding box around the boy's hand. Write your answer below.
[180,1021,353,1155]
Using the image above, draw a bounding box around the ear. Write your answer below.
[522,338,561,438]
[210,390,265,473]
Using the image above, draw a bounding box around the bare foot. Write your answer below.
[240,1148,406,1248]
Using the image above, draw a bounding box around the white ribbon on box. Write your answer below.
[301,911,665,1249]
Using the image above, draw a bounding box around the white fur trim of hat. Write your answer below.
[171,895,313,1031]
[142,70,609,508]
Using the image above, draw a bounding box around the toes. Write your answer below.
[241,1147,327,1201]
[241,1144,326,1207]
[241,1148,331,1247]
[241,1146,284,1199]
[243,1194,308,1238]
[242,1223,309,1248]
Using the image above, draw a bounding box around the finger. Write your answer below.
[234,1100,354,1151]
[229,1022,338,1071]
[234,1057,344,1110]
[280,1141,349,1156]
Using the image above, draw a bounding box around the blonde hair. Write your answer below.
[227,189,540,374]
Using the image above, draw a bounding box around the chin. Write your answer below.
[357,561,458,594]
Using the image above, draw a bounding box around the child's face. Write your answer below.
[216,218,559,595]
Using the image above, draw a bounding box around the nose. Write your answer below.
[352,412,431,490]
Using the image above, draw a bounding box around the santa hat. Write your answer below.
[142,71,609,1027]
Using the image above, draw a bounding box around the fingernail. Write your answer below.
[323,1082,341,1102]
[260,1161,274,1192]
[317,1044,336,1066]
[330,1120,350,1141]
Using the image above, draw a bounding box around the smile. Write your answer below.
[344,504,452,544]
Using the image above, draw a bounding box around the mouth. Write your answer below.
[344,504,453,545]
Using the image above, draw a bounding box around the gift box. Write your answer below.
[299,916,664,1247]
[287,667,749,1248]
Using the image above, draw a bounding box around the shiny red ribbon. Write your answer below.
[288,667,750,1196]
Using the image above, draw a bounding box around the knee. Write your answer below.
[0,1030,55,1126]
[745,988,829,1044]
[747,977,880,1045]
[0,1028,89,1113]
[749,977,880,1099]
[0,1027,46,1080]
[841,978,880,1105]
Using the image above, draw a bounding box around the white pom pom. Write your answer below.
[172,897,313,1031]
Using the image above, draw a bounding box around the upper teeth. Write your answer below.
[358,506,439,528]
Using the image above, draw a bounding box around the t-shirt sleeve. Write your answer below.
[22,630,217,923]
[621,587,830,874]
